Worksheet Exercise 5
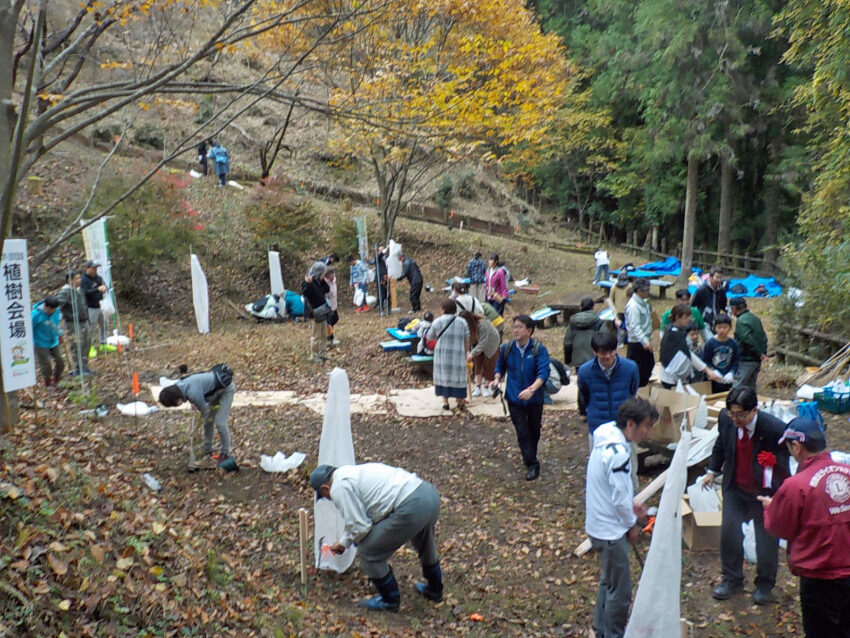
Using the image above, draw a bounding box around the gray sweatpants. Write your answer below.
[590,534,632,638]
[733,360,761,391]
[356,481,440,579]
[65,321,91,372]
[88,307,107,344]
[202,382,235,457]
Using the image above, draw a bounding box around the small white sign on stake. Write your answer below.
[1,239,37,391]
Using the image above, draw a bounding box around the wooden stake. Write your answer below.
[298,508,308,586]
[389,278,398,312]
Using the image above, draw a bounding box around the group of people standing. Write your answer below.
[197,139,230,187]
[31,260,114,387]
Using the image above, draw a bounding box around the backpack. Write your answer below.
[211,363,234,391]
[502,339,570,395]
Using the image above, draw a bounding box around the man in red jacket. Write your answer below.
[759,418,850,638]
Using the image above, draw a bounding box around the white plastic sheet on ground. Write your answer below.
[626,420,691,638]
[190,254,210,334]
[260,451,306,473]
[269,251,285,297]
[117,401,158,416]
[314,368,357,572]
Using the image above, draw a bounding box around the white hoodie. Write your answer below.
[585,421,637,540]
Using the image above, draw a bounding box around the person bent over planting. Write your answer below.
[310,463,443,612]
[159,364,235,468]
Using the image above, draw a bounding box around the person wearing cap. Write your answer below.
[310,463,442,612]
[55,271,92,376]
[729,297,767,391]
[80,260,109,350]
[703,387,790,605]
[31,296,64,387]
[758,419,850,637]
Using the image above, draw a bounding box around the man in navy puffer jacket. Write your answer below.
[578,331,639,452]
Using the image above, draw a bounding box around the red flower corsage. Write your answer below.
[757,451,777,488]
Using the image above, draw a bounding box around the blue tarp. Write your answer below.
[610,268,663,279]
[687,274,782,299]
[639,256,681,274]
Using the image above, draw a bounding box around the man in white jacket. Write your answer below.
[625,278,654,387]
[586,398,658,638]
[310,463,442,612]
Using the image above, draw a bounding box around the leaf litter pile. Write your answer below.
[1,286,812,637]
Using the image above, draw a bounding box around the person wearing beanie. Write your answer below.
[310,463,442,612]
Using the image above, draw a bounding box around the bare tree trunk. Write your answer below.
[717,156,732,255]
[762,182,779,272]
[677,153,699,288]
[651,225,659,251]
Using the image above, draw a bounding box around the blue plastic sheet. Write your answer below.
[687,274,782,299]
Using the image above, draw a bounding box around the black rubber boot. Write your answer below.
[414,562,443,602]
[358,568,400,612]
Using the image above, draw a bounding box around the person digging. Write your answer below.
[158,365,237,471]
[310,463,443,611]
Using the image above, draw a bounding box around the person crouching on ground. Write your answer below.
[158,365,236,468]
[310,463,443,612]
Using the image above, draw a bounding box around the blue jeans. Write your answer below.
[594,264,609,284]
[217,171,227,186]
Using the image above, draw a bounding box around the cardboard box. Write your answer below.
[681,493,723,551]
[637,385,702,443]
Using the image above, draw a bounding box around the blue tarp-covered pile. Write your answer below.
[613,255,782,299]
[692,273,783,299]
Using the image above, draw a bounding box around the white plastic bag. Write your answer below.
[260,451,306,473]
[686,476,720,512]
[117,401,158,416]
[742,521,756,563]
[100,295,115,318]
[353,287,365,307]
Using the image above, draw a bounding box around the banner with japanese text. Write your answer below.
[82,218,118,322]
[1,239,36,391]
[354,216,368,261]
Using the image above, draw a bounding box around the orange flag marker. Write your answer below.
[132,372,140,396]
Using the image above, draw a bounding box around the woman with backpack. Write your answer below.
[485,253,509,316]
[426,299,470,411]
[460,310,500,398]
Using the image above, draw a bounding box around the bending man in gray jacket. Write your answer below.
[310,463,442,612]
[159,366,235,467]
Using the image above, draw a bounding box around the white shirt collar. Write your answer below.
[737,413,757,439]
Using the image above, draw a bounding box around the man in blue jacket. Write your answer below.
[32,297,64,387]
[578,331,640,453]
[490,315,550,481]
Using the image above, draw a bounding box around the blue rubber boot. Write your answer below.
[358,569,400,612]
[414,562,443,602]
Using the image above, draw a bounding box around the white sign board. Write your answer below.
[1,239,37,391]
[82,219,117,319]
[190,254,210,334]
[269,251,284,297]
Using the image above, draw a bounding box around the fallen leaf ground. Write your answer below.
[4,220,848,637]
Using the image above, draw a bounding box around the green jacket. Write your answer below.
[734,309,767,361]
[660,305,705,332]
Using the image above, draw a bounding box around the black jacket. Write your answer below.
[707,409,790,495]
[400,258,422,286]
[80,272,105,308]
[690,281,727,325]
[301,278,329,311]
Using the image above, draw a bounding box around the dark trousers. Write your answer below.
[488,298,506,316]
[409,280,422,311]
[800,576,850,638]
[590,535,631,638]
[626,342,655,387]
[720,487,778,589]
[507,401,543,469]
